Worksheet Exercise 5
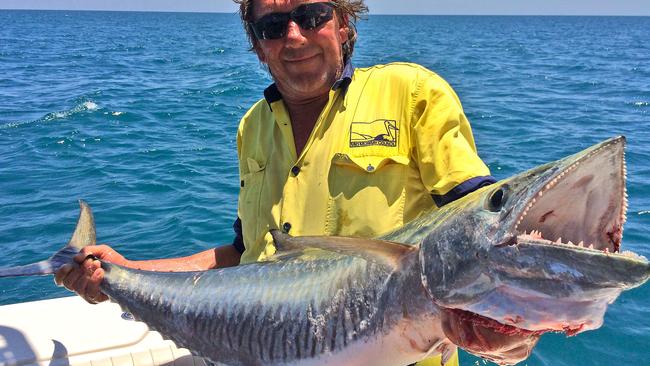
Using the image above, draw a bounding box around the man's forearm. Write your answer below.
[123,244,241,272]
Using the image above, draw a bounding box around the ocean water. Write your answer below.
[1,10,649,366]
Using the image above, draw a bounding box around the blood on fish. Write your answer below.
[606,224,622,252]
[539,210,555,223]
[445,308,547,337]
[504,315,524,325]
[563,324,585,337]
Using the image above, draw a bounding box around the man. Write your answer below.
[56,1,498,365]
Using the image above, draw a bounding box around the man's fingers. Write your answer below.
[74,247,96,264]
[54,263,74,286]
[80,258,100,275]
[61,265,82,290]
[85,268,106,303]
[72,271,90,297]
[54,254,109,304]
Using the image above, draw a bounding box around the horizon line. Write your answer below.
[1,8,649,17]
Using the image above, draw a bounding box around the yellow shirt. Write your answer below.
[236,62,492,366]
[237,62,492,263]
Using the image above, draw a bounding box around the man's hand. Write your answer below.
[54,245,127,304]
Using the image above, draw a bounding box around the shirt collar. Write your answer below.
[263,59,355,107]
[332,59,354,91]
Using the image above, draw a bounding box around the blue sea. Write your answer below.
[1,10,649,366]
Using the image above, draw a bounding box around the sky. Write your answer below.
[0,0,649,16]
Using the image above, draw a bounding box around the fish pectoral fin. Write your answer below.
[270,229,419,268]
[270,230,303,252]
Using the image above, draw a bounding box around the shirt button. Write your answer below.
[291,166,301,176]
[282,222,292,233]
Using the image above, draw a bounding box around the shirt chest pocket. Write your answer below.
[238,157,266,244]
[326,153,410,237]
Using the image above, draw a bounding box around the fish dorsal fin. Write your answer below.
[68,200,97,249]
[270,230,418,268]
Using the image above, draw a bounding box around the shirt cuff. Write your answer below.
[232,217,245,254]
[432,176,497,207]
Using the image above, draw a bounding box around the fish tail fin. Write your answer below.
[0,200,97,278]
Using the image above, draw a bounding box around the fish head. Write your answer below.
[420,136,650,343]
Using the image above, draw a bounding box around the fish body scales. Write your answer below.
[101,254,399,365]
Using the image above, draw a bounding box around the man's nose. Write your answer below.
[285,20,307,43]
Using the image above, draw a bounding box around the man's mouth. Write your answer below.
[284,52,320,63]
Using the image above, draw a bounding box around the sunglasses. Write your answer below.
[248,2,336,40]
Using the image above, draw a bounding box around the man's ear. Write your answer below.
[338,13,350,43]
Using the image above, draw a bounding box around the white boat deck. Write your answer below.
[0,296,207,366]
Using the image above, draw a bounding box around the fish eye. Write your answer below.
[486,186,507,212]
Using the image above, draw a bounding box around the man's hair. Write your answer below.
[233,0,369,62]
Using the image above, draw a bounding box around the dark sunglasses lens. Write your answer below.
[252,3,334,40]
[295,3,334,30]
[255,13,289,40]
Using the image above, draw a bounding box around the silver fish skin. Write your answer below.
[101,246,444,366]
[1,136,649,366]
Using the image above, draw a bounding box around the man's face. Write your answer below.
[252,0,348,101]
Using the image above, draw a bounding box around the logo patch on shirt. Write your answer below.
[349,119,399,148]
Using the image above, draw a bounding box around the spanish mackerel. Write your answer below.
[1,136,649,365]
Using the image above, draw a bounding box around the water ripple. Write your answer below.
[1,11,649,366]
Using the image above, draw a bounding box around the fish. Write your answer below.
[1,136,649,366]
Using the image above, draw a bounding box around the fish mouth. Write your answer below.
[433,137,650,355]
[469,136,649,335]
[512,136,630,257]
[423,137,649,351]
[443,307,548,337]
[441,308,543,365]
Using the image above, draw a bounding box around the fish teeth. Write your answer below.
[568,241,574,246]
[621,250,647,260]
[588,244,594,249]
[556,237,563,244]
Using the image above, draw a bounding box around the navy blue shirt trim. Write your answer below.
[232,217,245,254]
[263,60,355,108]
[432,176,497,207]
[332,60,354,91]
[263,84,283,105]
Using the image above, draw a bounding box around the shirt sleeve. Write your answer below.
[410,70,494,205]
